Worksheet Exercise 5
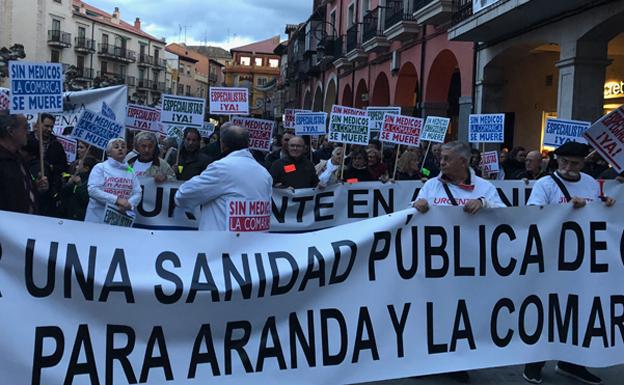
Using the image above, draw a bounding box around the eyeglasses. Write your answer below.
[290,144,304,148]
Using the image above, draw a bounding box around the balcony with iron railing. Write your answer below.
[151,81,165,92]
[413,0,457,25]
[451,0,473,25]
[362,7,390,53]
[97,71,135,86]
[346,25,359,53]
[153,58,166,69]
[137,79,154,90]
[138,54,154,67]
[74,37,95,53]
[384,0,420,41]
[74,67,94,80]
[98,44,137,63]
[345,25,368,63]
[48,30,72,48]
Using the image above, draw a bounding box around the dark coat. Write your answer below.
[269,156,319,189]
[60,172,90,221]
[176,149,212,181]
[0,145,38,214]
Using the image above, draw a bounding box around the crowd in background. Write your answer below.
[1,109,623,223]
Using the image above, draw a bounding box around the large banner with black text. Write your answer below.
[133,179,624,232]
[0,204,623,385]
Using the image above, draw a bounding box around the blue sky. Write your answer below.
[86,0,311,49]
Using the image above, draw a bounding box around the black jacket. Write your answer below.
[0,145,38,214]
[270,156,319,189]
[176,149,212,181]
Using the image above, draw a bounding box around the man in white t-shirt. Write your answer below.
[413,141,506,215]
[523,141,615,385]
[411,141,505,384]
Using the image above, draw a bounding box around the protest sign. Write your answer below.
[72,109,124,150]
[25,85,128,135]
[209,87,249,115]
[166,126,185,141]
[328,105,369,145]
[294,112,327,136]
[1,202,623,385]
[133,178,623,232]
[231,117,274,151]
[199,122,215,139]
[469,114,505,143]
[543,118,590,148]
[0,87,9,110]
[421,116,450,143]
[56,135,77,163]
[227,199,271,232]
[583,105,624,173]
[9,61,63,114]
[126,104,162,133]
[367,106,401,133]
[160,94,205,128]
[380,113,423,146]
[480,150,499,174]
[103,204,135,227]
[284,109,309,129]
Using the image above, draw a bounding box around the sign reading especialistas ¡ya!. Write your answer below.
[1,202,623,385]
[543,118,590,148]
[328,105,370,145]
[583,105,624,173]
[231,116,275,151]
[480,150,499,174]
[160,94,205,128]
[380,113,423,146]
[209,87,249,115]
[469,114,505,143]
[367,106,401,132]
[421,116,450,143]
[126,104,162,133]
[294,112,327,136]
[284,108,309,129]
[72,109,124,150]
[9,61,63,114]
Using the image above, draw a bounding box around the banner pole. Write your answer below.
[340,144,348,180]
[37,114,45,177]
[421,142,432,171]
[392,144,401,180]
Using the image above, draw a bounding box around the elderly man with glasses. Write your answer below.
[269,135,319,189]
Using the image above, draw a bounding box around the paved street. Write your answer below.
[363,365,624,385]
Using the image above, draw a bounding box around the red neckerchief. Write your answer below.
[441,172,475,192]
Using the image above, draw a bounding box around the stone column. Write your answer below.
[458,96,473,142]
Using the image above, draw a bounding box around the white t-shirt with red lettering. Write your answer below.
[416,170,506,208]
[527,172,600,206]
[85,158,143,223]
[132,160,152,177]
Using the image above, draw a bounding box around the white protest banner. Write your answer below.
[469,114,505,143]
[543,118,590,148]
[72,109,125,149]
[583,106,624,173]
[8,61,63,114]
[0,87,9,110]
[199,122,215,139]
[1,203,624,385]
[209,87,249,115]
[284,108,308,129]
[294,112,327,136]
[56,135,77,163]
[161,94,205,128]
[367,106,401,133]
[133,178,624,232]
[231,116,274,151]
[25,85,128,135]
[126,104,162,133]
[480,150,499,174]
[328,105,369,145]
[380,113,423,146]
[421,116,450,143]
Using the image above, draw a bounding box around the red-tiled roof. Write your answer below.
[72,0,164,43]
[231,36,281,55]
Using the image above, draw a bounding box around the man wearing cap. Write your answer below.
[523,142,615,385]
[175,124,273,232]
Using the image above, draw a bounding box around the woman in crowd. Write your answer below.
[316,146,344,187]
[343,148,375,182]
[366,148,389,181]
[68,141,93,174]
[127,131,176,183]
[61,155,98,221]
[395,150,422,180]
[470,148,482,177]
[503,146,527,179]
[85,138,142,223]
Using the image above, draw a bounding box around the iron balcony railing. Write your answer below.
[384,0,417,30]
[452,0,473,25]
[346,24,360,52]
[75,67,94,79]
[48,30,72,47]
[138,54,154,66]
[363,7,384,42]
[74,37,95,52]
[137,79,154,89]
[98,44,137,62]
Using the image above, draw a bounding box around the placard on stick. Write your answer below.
[543,118,590,148]
[209,87,249,115]
[285,109,309,130]
[160,94,205,128]
[126,104,162,133]
[8,61,63,114]
[72,109,124,150]
[231,117,274,151]
[583,106,624,173]
[328,105,369,145]
[57,136,77,163]
[367,106,401,133]
[469,114,505,143]
[380,113,423,146]
[294,112,327,136]
[421,116,450,143]
[480,150,500,175]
